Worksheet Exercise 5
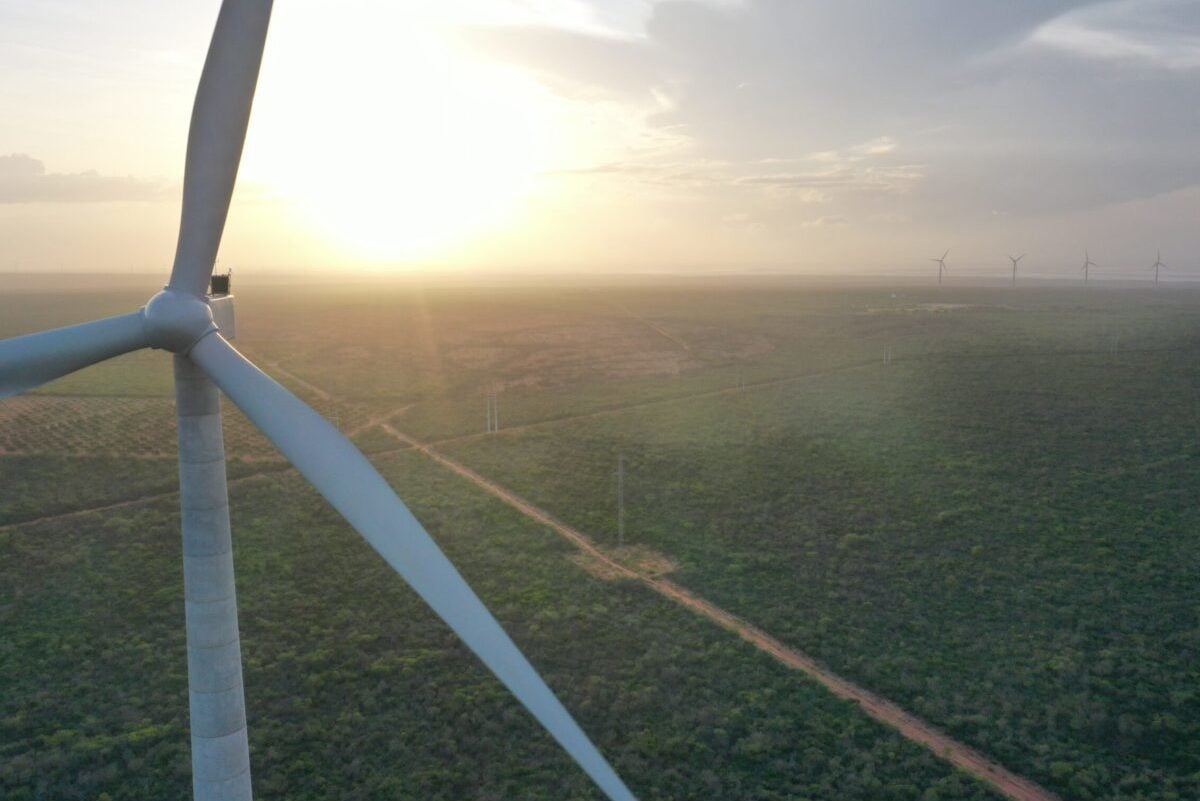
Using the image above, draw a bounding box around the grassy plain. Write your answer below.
[2,273,1198,799]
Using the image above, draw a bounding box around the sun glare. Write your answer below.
[242,4,562,264]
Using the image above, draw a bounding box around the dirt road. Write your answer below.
[646,580,1058,801]
[433,359,878,449]
[608,299,694,354]
[385,422,1060,801]
[260,359,333,401]
[0,470,285,533]
[346,403,412,437]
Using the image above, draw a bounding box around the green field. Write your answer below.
[2,275,1197,800]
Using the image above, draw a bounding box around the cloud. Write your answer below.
[464,4,1089,159]
[853,138,899,157]
[0,154,166,203]
[548,137,921,200]
[801,215,848,229]
[720,211,767,232]
[735,164,923,195]
[733,139,922,197]
[1028,0,1200,70]
[456,24,662,103]
[470,1,1200,233]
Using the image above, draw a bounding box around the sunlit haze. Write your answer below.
[2,0,1199,276]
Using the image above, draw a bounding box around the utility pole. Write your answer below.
[486,392,499,432]
[616,455,625,548]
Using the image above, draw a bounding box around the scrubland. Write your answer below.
[2,274,1197,799]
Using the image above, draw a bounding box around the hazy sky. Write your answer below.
[2,0,1199,275]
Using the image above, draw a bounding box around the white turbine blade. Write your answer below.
[188,333,637,801]
[167,0,273,297]
[0,312,148,398]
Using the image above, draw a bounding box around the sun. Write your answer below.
[240,4,561,263]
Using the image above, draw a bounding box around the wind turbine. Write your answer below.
[1007,253,1025,287]
[1150,251,1166,286]
[0,4,636,801]
[931,249,949,285]
[1082,250,1097,284]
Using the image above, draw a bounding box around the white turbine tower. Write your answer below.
[931,249,949,285]
[1082,250,1097,284]
[1151,251,1166,287]
[0,4,636,801]
[1007,253,1025,287]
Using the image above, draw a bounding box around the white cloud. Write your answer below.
[720,210,767,232]
[1029,0,1200,69]
[801,215,848,229]
[0,154,166,204]
[544,134,921,214]
[853,137,899,157]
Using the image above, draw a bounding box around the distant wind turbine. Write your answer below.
[1150,251,1166,287]
[931,249,949,285]
[1007,253,1025,287]
[1082,250,1097,284]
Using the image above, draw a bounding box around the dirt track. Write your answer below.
[0,470,279,533]
[433,359,878,448]
[608,299,695,354]
[647,581,1058,801]
[346,403,412,437]
[383,422,1060,801]
[260,358,334,401]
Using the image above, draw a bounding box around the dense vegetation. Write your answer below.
[0,453,996,800]
[0,455,180,526]
[3,277,1198,799]
[440,293,1200,800]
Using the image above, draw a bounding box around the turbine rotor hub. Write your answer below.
[142,289,218,353]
